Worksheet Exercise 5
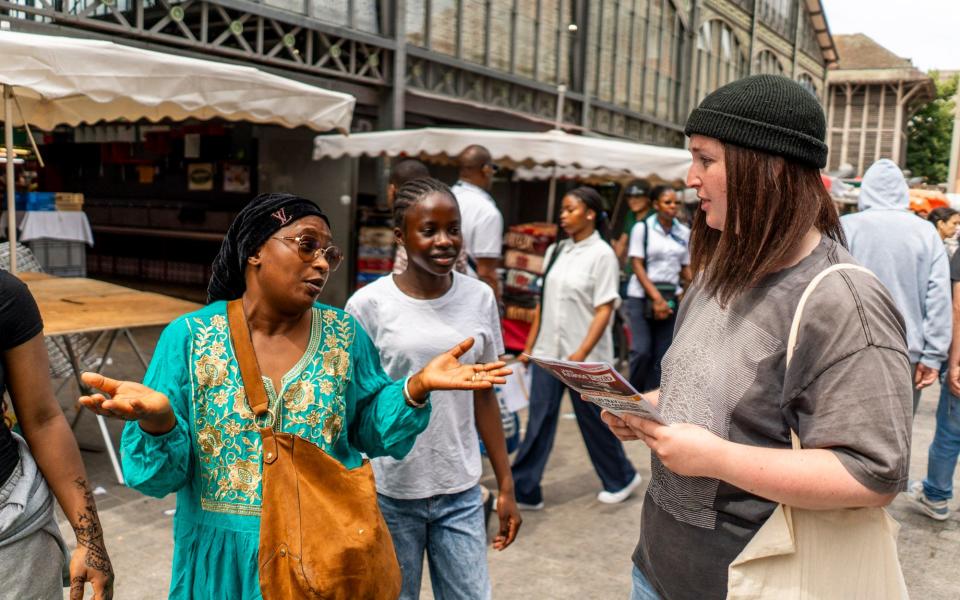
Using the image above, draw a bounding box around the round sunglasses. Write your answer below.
[273,235,344,271]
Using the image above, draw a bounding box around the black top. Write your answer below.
[951,249,960,284]
[0,270,44,484]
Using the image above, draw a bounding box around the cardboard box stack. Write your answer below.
[55,193,85,211]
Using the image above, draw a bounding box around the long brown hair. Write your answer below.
[689,143,845,306]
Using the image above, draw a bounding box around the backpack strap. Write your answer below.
[226,299,270,417]
[538,240,566,302]
[642,217,649,267]
[530,240,569,349]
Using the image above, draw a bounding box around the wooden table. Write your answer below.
[18,273,202,484]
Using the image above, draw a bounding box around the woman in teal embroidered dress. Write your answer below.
[77,193,510,599]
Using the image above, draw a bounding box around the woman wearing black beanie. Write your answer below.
[74,193,512,599]
[602,75,912,599]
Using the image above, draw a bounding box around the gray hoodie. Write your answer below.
[841,159,951,369]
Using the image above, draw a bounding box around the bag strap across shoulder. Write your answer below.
[785,262,875,450]
[531,240,569,348]
[227,299,270,417]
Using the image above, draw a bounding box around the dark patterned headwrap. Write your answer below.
[207,193,328,303]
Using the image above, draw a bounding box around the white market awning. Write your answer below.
[313,127,692,182]
[1,29,356,273]
[513,165,638,182]
[0,30,355,132]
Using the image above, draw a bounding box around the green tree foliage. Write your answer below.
[907,72,958,184]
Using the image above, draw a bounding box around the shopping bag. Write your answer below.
[227,300,401,600]
[727,264,908,600]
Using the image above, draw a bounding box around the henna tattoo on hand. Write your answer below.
[72,478,114,589]
[70,575,85,598]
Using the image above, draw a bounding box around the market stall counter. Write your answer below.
[16,271,202,484]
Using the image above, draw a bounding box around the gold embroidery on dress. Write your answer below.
[187,307,355,517]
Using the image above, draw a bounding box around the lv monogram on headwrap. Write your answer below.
[207,193,328,303]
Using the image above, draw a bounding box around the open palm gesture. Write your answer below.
[78,372,176,434]
[414,337,512,396]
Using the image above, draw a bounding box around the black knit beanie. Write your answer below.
[207,193,328,303]
[684,74,827,168]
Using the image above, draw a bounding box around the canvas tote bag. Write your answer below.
[227,300,402,600]
[727,263,908,600]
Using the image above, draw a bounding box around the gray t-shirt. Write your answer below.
[345,272,504,499]
[633,237,912,600]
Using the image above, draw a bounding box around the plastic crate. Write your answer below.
[24,192,56,211]
[27,238,87,277]
[4,192,55,211]
[2,192,25,211]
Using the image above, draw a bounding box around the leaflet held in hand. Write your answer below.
[524,355,664,424]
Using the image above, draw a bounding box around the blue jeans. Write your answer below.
[377,485,491,600]
[630,565,661,600]
[626,297,676,392]
[922,367,960,502]
[511,364,637,505]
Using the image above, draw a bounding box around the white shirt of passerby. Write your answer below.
[626,214,690,298]
[533,231,621,365]
[345,272,503,499]
[451,180,504,264]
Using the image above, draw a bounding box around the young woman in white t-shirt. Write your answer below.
[345,177,521,600]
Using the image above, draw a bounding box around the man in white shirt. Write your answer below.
[451,145,504,302]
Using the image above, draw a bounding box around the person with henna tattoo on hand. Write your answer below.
[0,269,113,599]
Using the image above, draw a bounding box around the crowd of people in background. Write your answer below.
[2,73,958,600]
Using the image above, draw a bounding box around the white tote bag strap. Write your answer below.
[785,263,875,450]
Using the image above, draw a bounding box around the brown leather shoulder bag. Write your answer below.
[227,300,402,600]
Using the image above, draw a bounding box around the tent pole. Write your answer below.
[546,172,557,223]
[4,85,15,274]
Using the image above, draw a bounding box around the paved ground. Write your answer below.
[55,326,959,599]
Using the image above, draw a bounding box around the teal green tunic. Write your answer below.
[120,301,431,600]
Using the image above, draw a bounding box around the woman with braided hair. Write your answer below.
[512,186,640,510]
[76,192,511,599]
[346,177,521,600]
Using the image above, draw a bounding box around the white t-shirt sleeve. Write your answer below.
[593,250,622,309]
[344,289,377,342]
[627,220,646,259]
[470,209,504,259]
[483,288,505,361]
